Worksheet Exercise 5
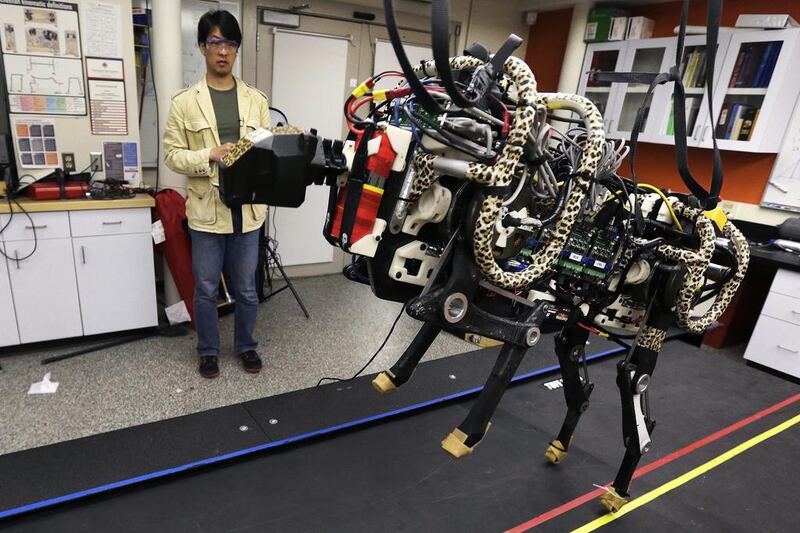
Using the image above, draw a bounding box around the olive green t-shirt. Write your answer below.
[209,83,240,145]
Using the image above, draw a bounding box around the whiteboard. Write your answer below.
[140,0,241,167]
[761,95,800,212]
[270,30,349,266]
[373,39,432,93]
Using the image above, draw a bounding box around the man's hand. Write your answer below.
[209,143,235,162]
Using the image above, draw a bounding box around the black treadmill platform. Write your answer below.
[2,337,798,532]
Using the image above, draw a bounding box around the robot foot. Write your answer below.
[544,438,572,464]
[372,371,398,394]
[441,423,492,459]
[599,487,629,513]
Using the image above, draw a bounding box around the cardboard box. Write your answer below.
[608,16,629,41]
[627,16,654,39]
[584,7,630,43]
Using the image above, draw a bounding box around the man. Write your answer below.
[163,10,270,378]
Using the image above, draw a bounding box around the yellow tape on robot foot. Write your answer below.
[441,423,492,459]
[544,437,573,464]
[372,371,398,394]
[599,487,629,513]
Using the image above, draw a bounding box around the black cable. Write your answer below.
[316,302,406,386]
[546,112,585,125]
[269,106,289,126]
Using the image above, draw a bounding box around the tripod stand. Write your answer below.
[260,231,310,319]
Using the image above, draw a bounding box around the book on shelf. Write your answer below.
[724,104,744,139]
[684,50,700,87]
[729,44,750,87]
[716,103,731,138]
[666,108,674,136]
[735,45,760,87]
[737,107,759,140]
[693,51,707,88]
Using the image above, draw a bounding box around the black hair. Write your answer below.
[197,10,241,45]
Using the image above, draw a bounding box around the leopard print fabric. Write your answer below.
[655,201,749,333]
[636,326,667,352]
[220,126,306,168]
[410,55,606,290]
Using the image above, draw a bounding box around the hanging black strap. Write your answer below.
[591,0,724,210]
[383,0,442,115]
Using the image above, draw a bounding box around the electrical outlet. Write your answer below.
[89,152,103,172]
[62,152,76,172]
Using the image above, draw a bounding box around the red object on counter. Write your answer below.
[26,181,89,200]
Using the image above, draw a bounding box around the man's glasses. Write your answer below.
[204,38,239,51]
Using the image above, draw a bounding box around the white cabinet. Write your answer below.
[745,268,800,378]
[73,233,157,336]
[0,250,20,347]
[577,29,800,153]
[0,202,157,346]
[607,37,673,141]
[648,33,733,146]
[5,238,83,343]
[708,28,800,152]
[577,42,626,125]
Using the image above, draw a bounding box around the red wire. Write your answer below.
[577,322,601,335]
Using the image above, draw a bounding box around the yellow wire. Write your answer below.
[638,183,683,231]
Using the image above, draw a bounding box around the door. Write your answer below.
[606,38,673,141]
[577,41,626,126]
[646,33,733,147]
[0,249,20,347]
[6,238,83,343]
[73,233,157,336]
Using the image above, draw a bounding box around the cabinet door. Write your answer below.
[704,28,800,152]
[73,233,157,336]
[0,250,20,347]
[605,37,673,141]
[6,239,83,343]
[577,42,626,127]
[648,32,733,146]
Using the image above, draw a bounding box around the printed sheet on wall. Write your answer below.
[0,0,87,116]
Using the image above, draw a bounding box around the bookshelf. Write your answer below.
[577,28,800,153]
[576,41,625,121]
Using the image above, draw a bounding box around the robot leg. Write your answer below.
[441,342,528,458]
[372,322,441,393]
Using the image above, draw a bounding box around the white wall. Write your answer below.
[6,0,140,183]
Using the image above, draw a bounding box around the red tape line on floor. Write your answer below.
[504,392,800,532]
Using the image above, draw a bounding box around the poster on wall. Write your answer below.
[12,118,60,169]
[0,0,87,116]
[86,57,127,134]
[103,141,140,185]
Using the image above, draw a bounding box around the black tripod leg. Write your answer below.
[600,325,665,513]
[442,342,528,458]
[373,322,441,393]
[545,322,593,464]
[266,244,310,319]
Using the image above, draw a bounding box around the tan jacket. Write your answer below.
[163,76,270,233]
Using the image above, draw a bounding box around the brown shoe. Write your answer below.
[238,351,262,373]
[199,356,219,378]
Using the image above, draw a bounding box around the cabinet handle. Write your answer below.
[14,250,19,269]
[25,224,47,230]
[776,344,799,354]
[692,124,701,141]
[102,221,123,225]
[702,125,710,142]
[81,245,86,265]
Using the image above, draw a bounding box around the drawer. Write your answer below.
[744,315,800,378]
[0,211,70,241]
[761,291,800,326]
[69,208,151,237]
[770,269,800,298]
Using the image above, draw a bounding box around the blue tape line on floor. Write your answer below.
[0,346,626,520]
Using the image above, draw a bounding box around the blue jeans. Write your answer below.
[190,210,260,357]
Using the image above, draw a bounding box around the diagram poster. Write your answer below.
[0,0,86,115]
